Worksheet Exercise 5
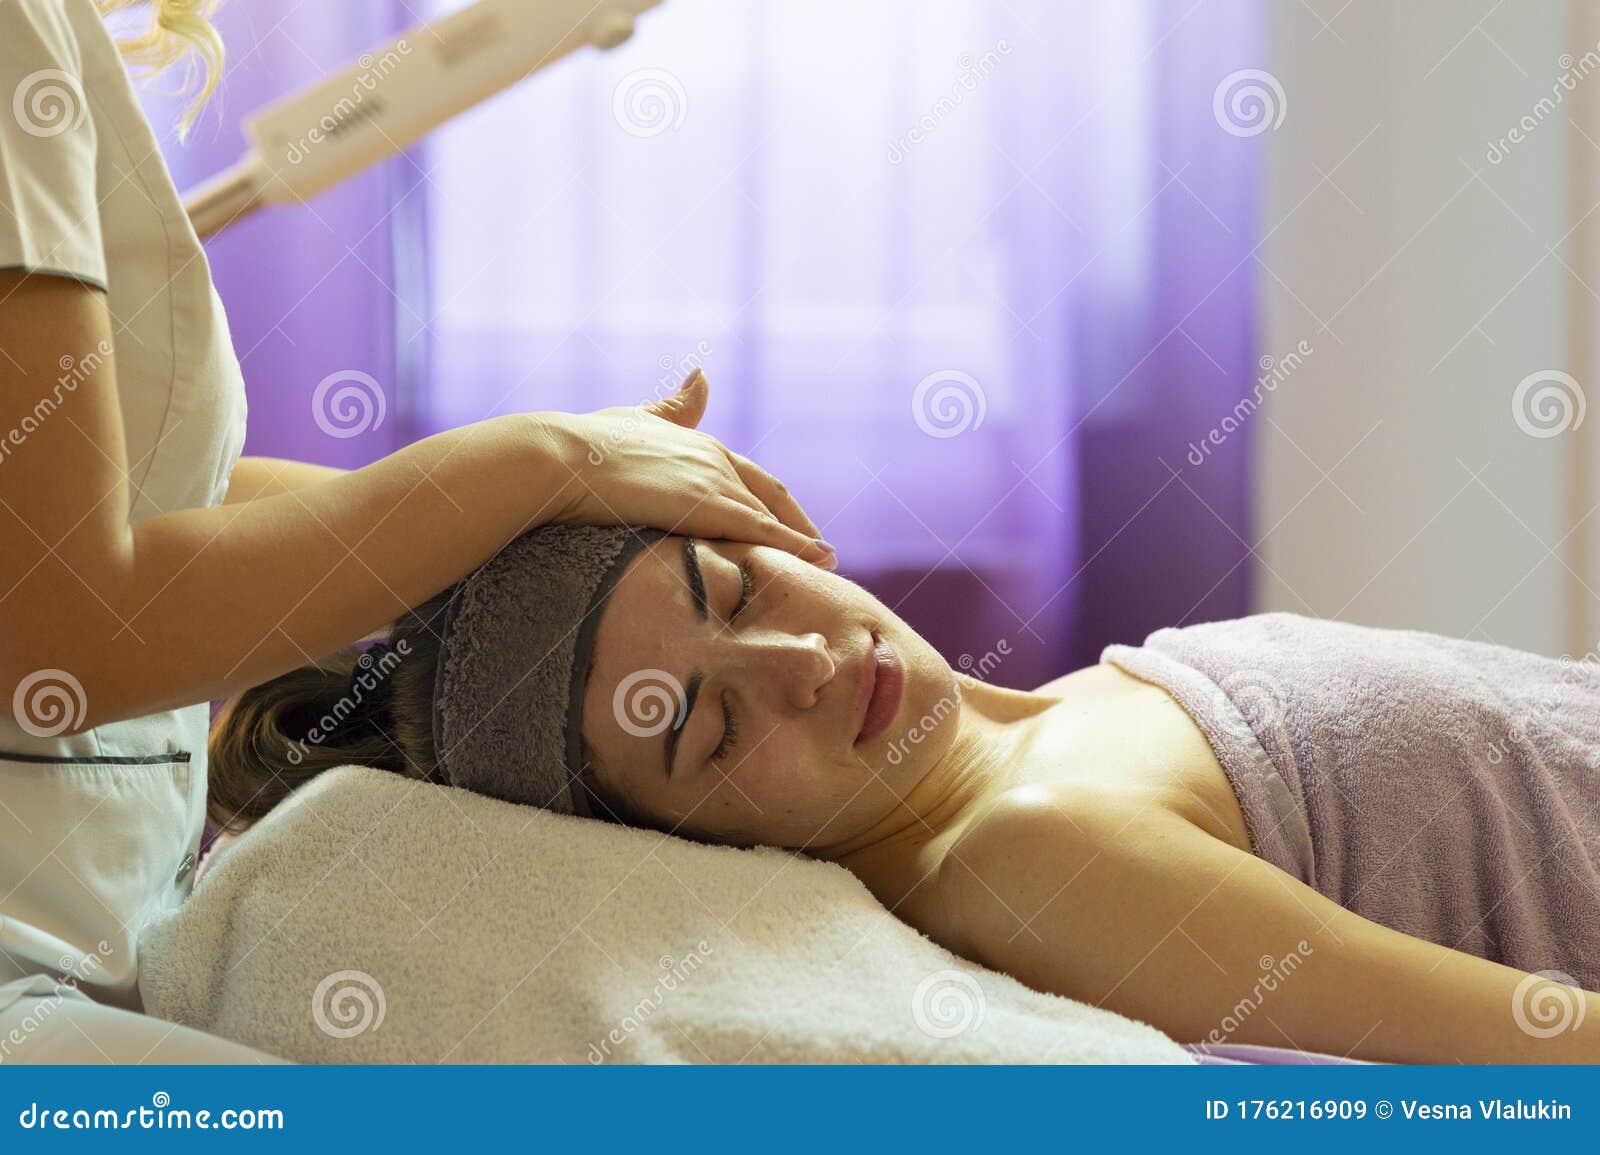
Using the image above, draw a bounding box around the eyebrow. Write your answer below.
[681,536,708,622]
[664,538,708,777]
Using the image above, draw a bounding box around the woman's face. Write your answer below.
[580,536,961,849]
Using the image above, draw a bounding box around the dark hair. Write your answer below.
[205,586,654,834]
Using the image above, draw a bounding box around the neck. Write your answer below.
[819,673,1053,900]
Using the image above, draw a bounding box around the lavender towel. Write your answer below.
[1184,1042,1372,1065]
[1102,613,1600,990]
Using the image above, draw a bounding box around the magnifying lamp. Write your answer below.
[183,0,661,237]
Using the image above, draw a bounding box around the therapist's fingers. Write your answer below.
[644,368,709,429]
[695,498,836,568]
[725,450,825,541]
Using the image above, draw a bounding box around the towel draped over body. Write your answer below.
[1103,613,1600,989]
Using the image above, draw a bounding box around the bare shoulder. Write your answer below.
[944,782,1124,865]
[942,779,1186,890]
[1030,660,1136,699]
[933,782,1162,965]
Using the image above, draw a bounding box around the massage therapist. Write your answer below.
[0,0,830,1062]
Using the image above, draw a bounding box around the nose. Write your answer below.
[722,629,835,709]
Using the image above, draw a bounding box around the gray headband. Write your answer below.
[431,524,666,816]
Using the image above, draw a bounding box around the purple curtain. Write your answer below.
[152,0,1261,688]
[1072,1,1265,662]
[141,2,421,468]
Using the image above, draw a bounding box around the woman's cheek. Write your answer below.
[725,748,788,810]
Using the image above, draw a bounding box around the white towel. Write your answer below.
[137,766,1191,1064]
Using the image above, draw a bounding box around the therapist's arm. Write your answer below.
[223,456,347,504]
[0,272,832,730]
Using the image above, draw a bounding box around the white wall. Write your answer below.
[1258,0,1597,657]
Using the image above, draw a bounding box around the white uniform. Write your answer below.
[0,0,266,1060]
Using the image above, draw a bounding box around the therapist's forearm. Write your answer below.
[23,413,566,728]
[222,455,348,504]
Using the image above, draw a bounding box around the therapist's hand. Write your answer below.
[540,369,836,567]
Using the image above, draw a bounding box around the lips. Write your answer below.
[853,631,905,746]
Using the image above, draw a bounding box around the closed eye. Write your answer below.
[728,560,756,623]
[709,562,754,764]
[710,689,739,764]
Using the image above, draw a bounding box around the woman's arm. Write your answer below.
[0,273,831,729]
[939,786,1600,1063]
[222,456,347,504]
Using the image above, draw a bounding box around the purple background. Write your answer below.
[146,0,1261,688]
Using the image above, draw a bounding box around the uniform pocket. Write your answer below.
[0,751,199,1008]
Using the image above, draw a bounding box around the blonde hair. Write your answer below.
[97,0,225,140]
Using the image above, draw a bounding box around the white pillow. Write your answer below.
[139,765,1191,1064]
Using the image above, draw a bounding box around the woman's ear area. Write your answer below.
[645,368,708,429]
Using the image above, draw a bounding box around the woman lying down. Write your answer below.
[208,525,1600,1064]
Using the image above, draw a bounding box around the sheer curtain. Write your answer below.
[157,0,1262,685]
[413,0,1261,683]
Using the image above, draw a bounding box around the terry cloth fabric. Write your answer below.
[1102,612,1600,989]
[135,766,1193,1064]
[432,524,664,816]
